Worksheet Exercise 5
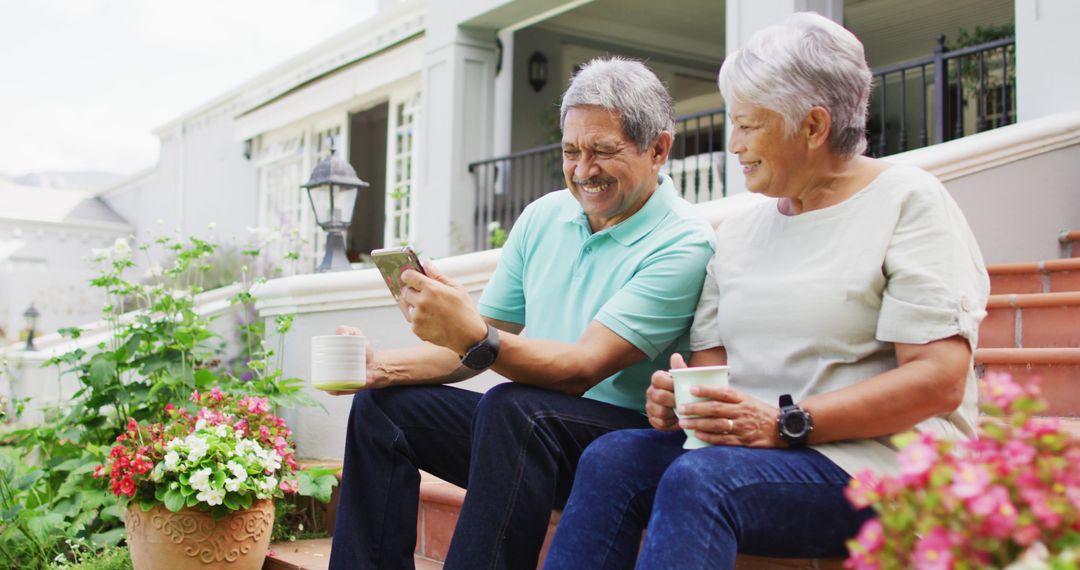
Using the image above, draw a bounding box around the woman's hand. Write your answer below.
[646,354,685,431]
[678,387,783,448]
[325,325,384,394]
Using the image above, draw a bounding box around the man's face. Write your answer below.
[561,106,667,232]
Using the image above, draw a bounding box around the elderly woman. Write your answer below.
[543,12,989,569]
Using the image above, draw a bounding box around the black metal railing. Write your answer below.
[469,36,1016,250]
[868,35,1015,156]
[469,108,726,250]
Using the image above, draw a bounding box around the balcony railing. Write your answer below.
[469,108,725,250]
[470,36,1016,250]
[869,35,1015,156]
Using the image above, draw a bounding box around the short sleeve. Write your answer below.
[689,254,723,351]
[477,211,528,325]
[876,178,989,348]
[595,236,714,359]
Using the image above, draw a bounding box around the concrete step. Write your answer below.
[979,291,1080,348]
[976,347,1080,416]
[1061,230,1080,258]
[987,258,1080,294]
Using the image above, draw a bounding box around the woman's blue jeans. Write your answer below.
[543,429,873,570]
[328,383,650,570]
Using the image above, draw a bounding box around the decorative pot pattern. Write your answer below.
[125,499,274,570]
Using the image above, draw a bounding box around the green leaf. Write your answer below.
[164,489,186,512]
[88,355,118,391]
[90,527,127,547]
[298,471,339,504]
[224,493,239,511]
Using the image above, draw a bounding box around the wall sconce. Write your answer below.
[23,303,39,351]
[528,51,548,92]
[302,138,369,273]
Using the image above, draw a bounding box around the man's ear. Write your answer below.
[804,107,831,150]
[650,131,674,168]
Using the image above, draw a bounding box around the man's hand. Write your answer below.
[325,325,380,395]
[646,353,685,431]
[400,261,488,355]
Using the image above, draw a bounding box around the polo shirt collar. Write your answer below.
[558,174,677,246]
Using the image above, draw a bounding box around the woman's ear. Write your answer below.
[803,106,832,150]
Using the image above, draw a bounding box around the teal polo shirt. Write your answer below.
[478,174,715,413]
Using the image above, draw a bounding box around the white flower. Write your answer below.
[487,221,502,232]
[186,435,209,463]
[155,218,165,226]
[113,238,130,257]
[189,467,212,493]
[225,478,242,492]
[215,425,230,438]
[196,488,225,506]
[142,264,163,279]
[207,222,217,231]
[163,451,180,471]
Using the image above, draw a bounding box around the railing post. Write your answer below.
[933,34,947,144]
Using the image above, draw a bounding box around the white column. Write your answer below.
[1016,0,1080,122]
[722,0,842,195]
[415,27,498,257]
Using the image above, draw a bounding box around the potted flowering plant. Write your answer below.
[95,388,303,570]
[845,373,1080,569]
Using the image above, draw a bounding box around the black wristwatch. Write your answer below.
[777,394,813,448]
[461,324,500,371]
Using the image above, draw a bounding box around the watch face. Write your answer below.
[464,346,496,369]
[781,411,809,437]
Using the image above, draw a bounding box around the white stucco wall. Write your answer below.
[1016,0,1080,122]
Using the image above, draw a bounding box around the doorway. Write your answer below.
[347,102,388,261]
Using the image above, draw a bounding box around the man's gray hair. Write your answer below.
[717,12,872,157]
[560,57,675,151]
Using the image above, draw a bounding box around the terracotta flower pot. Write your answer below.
[125,499,274,570]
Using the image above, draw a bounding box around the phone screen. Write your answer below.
[371,247,426,320]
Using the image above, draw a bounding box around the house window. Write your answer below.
[387,92,420,246]
[255,133,313,272]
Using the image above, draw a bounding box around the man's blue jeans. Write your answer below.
[543,429,873,570]
[328,383,651,570]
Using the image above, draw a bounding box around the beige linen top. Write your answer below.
[689,164,990,477]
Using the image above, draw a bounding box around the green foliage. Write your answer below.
[0,230,329,569]
[57,545,132,570]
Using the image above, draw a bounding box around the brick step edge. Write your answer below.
[987,291,1080,308]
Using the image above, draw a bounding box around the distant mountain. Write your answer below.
[10,171,123,191]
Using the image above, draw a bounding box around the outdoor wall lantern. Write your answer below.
[302,139,369,273]
[528,51,548,92]
[23,303,39,351]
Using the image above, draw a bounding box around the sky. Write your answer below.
[0,0,378,178]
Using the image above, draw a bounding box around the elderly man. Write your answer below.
[328,57,715,570]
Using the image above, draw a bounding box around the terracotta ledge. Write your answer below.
[975,347,1080,365]
[986,291,1080,308]
[987,258,1080,274]
[1060,230,1080,244]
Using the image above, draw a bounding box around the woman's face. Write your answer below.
[727,101,808,198]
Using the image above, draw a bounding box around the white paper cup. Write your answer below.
[311,334,367,391]
[670,365,731,449]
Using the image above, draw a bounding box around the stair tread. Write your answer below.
[988,257,1080,274]
[976,347,1080,364]
[987,290,1080,307]
[263,538,442,570]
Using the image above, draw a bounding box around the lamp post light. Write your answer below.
[302,139,369,273]
[23,303,39,351]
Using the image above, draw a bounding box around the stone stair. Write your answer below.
[266,230,1080,570]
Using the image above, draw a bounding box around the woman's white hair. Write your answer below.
[560,57,675,151]
[717,12,872,157]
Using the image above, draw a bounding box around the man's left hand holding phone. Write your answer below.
[322,246,491,396]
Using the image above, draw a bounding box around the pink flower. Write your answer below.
[279,479,299,493]
[981,372,1026,410]
[951,461,991,499]
[1001,440,1036,466]
[190,390,201,403]
[1011,523,1042,546]
[972,486,1019,539]
[898,433,939,484]
[913,528,954,570]
[259,425,271,441]
[846,470,882,509]
[210,387,224,401]
[845,519,884,570]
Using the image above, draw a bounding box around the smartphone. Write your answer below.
[371,246,427,320]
